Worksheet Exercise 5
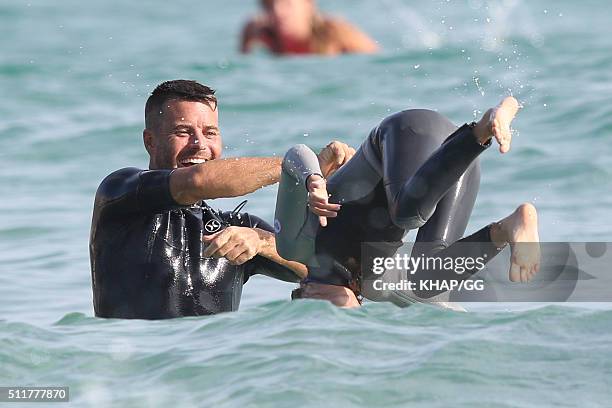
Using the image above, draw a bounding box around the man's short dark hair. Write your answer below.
[145,79,217,130]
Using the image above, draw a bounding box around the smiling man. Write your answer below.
[89,79,351,319]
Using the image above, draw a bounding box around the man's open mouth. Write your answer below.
[178,158,208,167]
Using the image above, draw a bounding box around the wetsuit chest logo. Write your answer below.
[204,219,223,233]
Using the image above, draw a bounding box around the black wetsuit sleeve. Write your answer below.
[221,211,302,283]
[95,167,185,217]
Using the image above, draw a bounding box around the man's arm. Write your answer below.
[253,227,308,279]
[170,157,282,205]
[194,141,354,277]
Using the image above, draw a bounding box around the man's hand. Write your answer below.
[317,141,355,178]
[307,174,341,227]
[202,226,261,265]
[300,282,361,308]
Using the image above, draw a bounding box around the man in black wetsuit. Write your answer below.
[89,79,353,319]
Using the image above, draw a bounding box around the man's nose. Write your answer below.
[189,132,206,147]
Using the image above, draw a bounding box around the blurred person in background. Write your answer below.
[241,0,378,55]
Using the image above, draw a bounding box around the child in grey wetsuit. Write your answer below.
[274,109,504,307]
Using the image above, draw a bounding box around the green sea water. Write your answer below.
[1,0,611,406]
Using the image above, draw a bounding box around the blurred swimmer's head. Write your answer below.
[260,0,317,40]
[243,0,378,55]
[143,80,222,170]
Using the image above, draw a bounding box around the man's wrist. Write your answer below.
[253,227,272,254]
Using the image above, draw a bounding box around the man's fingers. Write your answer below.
[301,282,361,307]
[336,143,355,165]
[308,179,326,192]
[308,182,340,212]
[327,141,356,166]
[204,232,238,258]
[202,229,231,257]
[226,246,256,265]
[202,230,226,252]
[227,249,252,265]
[339,145,355,164]
[310,207,338,217]
[202,231,220,241]
[203,241,219,257]
[346,147,356,162]
[319,215,327,227]
[309,192,341,225]
[318,141,354,178]
[308,192,329,202]
[310,202,340,213]
[309,194,341,214]
[308,184,327,194]
[212,241,240,258]
[308,197,340,211]
[231,251,255,265]
[225,246,245,262]
[333,145,346,165]
[309,196,340,209]
[204,243,222,258]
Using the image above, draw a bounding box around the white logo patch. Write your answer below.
[204,219,222,233]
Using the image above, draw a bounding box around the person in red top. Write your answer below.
[241,0,378,55]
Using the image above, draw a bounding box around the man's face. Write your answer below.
[144,99,222,170]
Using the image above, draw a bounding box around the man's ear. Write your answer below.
[143,129,155,156]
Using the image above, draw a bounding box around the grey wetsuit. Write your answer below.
[274,109,504,306]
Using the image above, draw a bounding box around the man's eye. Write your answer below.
[206,132,218,138]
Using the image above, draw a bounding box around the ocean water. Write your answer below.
[1,0,611,406]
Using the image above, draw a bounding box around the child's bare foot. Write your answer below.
[490,203,541,282]
[474,96,521,153]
